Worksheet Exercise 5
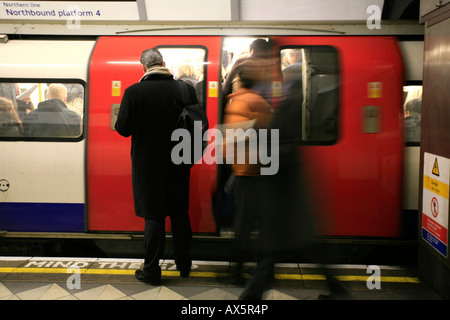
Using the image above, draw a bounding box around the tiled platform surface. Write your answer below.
[0,256,444,300]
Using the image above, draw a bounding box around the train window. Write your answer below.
[280,46,340,145]
[0,81,84,140]
[220,37,271,122]
[221,37,269,88]
[157,48,206,108]
[403,85,422,145]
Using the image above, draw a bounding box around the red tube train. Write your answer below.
[0,33,422,245]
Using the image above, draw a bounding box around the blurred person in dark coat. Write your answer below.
[241,85,353,300]
[115,48,197,285]
[238,85,318,300]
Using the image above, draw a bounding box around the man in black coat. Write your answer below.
[23,83,81,138]
[115,48,197,285]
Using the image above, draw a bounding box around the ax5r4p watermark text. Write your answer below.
[171,121,280,176]
[181,304,268,317]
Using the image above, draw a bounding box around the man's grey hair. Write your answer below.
[140,48,164,68]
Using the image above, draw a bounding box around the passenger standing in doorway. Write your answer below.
[222,39,272,102]
[115,48,197,285]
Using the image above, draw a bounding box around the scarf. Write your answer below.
[140,65,172,82]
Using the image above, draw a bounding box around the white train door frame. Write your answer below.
[0,40,96,232]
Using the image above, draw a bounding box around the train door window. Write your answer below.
[220,37,270,123]
[280,46,340,145]
[221,37,269,89]
[157,48,206,108]
[403,85,422,145]
[0,81,84,140]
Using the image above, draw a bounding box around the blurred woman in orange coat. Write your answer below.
[222,59,273,293]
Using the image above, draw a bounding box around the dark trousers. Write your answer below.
[232,175,278,299]
[240,255,275,300]
[231,176,264,267]
[143,210,192,280]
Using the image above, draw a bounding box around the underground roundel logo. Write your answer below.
[0,179,9,192]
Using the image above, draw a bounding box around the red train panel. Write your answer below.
[273,36,404,237]
[87,36,221,232]
[87,35,404,238]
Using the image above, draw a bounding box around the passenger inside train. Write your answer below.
[158,48,205,107]
[0,96,23,137]
[282,48,303,90]
[17,88,36,121]
[403,85,422,144]
[0,82,84,139]
[23,83,82,138]
[404,98,422,142]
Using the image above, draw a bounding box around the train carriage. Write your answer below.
[0,31,423,256]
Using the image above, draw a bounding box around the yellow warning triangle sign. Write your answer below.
[432,158,440,176]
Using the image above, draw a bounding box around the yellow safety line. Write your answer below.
[84,269,134,275]
[336,275,420,284]
[298,274,326,281]
[0,267,420,284]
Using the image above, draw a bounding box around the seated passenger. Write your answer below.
[404,98,421,142]
[282,49,302,91]
[0,97,23,137]
[24,84,82,138]
[283,50,302,79]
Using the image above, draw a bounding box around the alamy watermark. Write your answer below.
[171,121,280,176]
[367,5,382,30]
[66,266,81,290]
[366,265,381,289]
[66,5,82,30]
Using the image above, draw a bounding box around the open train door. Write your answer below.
[271,36,404,237]
[87,36,222,233]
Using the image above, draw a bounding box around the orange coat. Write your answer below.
[223,88,273,176]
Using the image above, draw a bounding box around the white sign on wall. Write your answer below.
[422,152,449,258]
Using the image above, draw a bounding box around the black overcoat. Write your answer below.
[260,92,319,257]
[115,73,197,220]
[24,99,82,137]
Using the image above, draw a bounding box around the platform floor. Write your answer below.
[0,256,444,302]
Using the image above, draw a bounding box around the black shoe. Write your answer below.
[230,274,246,285]
[135,270,161,286]
[177,261,192,278]
[179,268,190,278]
